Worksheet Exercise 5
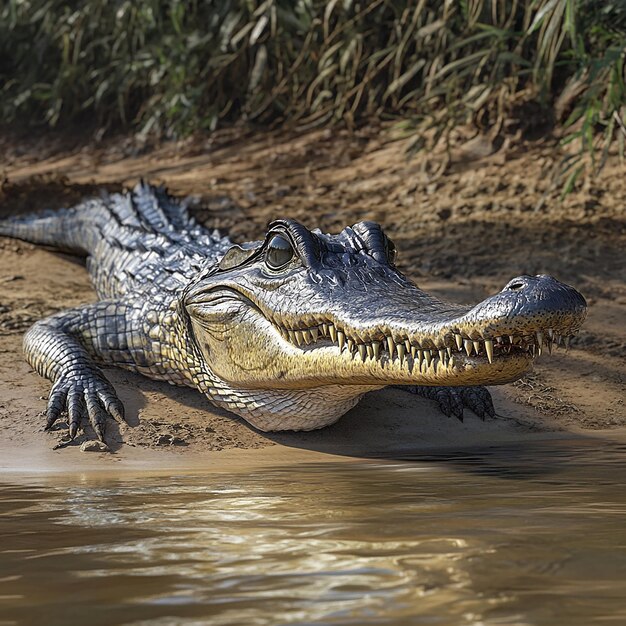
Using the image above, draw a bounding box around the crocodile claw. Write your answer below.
[400,385,496,422]
[45,368,125,442]
[458,386,495,420]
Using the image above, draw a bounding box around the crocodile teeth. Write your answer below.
[372,341,381,360]
[484,339,493,364]
[397,343,406,364]
[464,339,473,356]
[337,330,345,353]
[278,319,570,367]
[329,324,337,343]
[455,334,463,351]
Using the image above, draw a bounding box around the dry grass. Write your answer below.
[1,1,624,188]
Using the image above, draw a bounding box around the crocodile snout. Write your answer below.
[499,274,587,323]
[458,274,587,344]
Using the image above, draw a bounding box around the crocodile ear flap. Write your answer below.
[218,243,261,271]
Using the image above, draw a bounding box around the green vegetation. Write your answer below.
[1,1,624,181]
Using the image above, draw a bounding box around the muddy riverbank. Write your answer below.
[0,127,624,470]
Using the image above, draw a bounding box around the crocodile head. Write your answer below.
[184,219,586,430]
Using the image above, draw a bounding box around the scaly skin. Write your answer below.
[0,183,587,442]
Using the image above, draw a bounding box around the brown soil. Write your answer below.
[0,126,624,470]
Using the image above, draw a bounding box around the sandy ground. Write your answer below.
[0,126,624,472]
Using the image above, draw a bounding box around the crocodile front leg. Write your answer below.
[398,385,496,422]
[23,299,175,442]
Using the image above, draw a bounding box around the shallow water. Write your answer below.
[1,438,626,626]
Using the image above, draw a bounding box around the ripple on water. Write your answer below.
[1,437,626,625]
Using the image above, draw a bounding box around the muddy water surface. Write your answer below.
[1,437,626,625]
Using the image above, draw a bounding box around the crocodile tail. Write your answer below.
[0,182,197,253]
[0,204,93,253]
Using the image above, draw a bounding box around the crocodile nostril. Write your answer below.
[508,282,525,291]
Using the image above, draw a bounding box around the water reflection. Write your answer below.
[1,438,626,625]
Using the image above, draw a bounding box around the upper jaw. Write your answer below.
[266,275,588,373]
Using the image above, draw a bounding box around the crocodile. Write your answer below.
[0,183,587,441]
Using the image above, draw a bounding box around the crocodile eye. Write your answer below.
[266,234,294,270]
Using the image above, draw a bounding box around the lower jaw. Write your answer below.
[353,352,534,387]
[419,354,532,386]
[236,352,535,390]
[268,330,537,388]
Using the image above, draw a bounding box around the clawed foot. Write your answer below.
[45,367,126,442]
[400,385,496,422]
